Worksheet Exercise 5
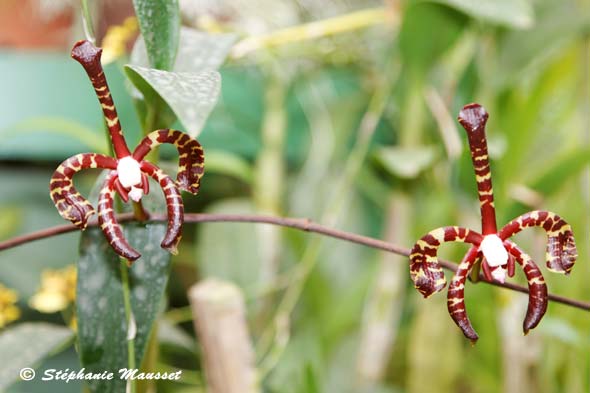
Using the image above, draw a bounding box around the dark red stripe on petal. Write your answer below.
[409,227,482,298]
[504,241,548,334]
[140,162,184,254]
[71,40,131,159]
[49,153,117,229]
[97,174,141,262]
[133,129,205,194]
[499,211,577,273]
[447,246,480,343]
[457,103,498,235]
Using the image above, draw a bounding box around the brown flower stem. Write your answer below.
[132,201,149,222]
[1,213,589,312]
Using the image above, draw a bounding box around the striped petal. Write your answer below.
[499,210,577,274]
[410,226,482,298]
[140,161,184,254]
[97,173,141,262]
[49,153,117,230]
[133,129,204,194]
[447,246,480,343]
[504,240,548,334]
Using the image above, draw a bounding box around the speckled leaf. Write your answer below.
[77,222,171,392]
[131,26,236,73]
[76,175,172,392]
[126,65,221,137]
[0,323,74,390]
[429,0,533,28]
[132,0,180,70]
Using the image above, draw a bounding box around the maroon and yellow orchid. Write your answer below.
[409,103,577,343]
[49,40,204,264]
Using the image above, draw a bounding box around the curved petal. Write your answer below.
[133,129,204,194]
[140,162,184,254]
[447,246,480,343]
[410,226,482,298]
[97,173,141,262]
[499,210,577,273]
[503,240,548,334]
[49,153,117,229]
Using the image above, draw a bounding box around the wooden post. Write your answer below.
[188,279,260,393]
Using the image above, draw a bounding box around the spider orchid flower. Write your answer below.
[409,103,577,343]
[49,40,204,264]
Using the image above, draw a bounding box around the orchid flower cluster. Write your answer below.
[409,103,577,343]
[50,40,204,264]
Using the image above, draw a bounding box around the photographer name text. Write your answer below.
[40,368,182,383]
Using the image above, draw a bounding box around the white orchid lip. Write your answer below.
[128,186,143,202]
[491,266,506,283]
[480,234,508,267]
[117,156,142,189]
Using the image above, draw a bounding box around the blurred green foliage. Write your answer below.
[1,0,590,392]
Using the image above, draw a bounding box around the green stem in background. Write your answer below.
[257,61,399,374]
[80,0,96,44]
[253,68,287,302]
[231,6,395,58]
[356,192,411,387]
[120,263,137,393]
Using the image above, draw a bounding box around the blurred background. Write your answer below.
[0,0,589,392]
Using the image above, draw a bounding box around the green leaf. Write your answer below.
[374,146,438,179]
[131,27,237,73]
[504,148,590,219]
[0,116,108,154]
[125,65,221,137]
[76,176,173,392]
[0,323,74,391]
[496,5,590,85]
[125,27,234,136]
[428,0,534,28]
[205,150,254,184]
[399,3,466,74]
[528,148,590,194]
[77,223,172,392]
[303,364,320,393]
[158,319,196,353]
[132,0,180,70]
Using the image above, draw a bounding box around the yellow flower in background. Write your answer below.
[0,284,20,328]
[101,16,139,64]
[29,265,76,313]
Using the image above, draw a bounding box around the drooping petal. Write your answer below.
[447,246,480,343]
[499,210,577,273]
[503,240,548,334]
[133,129,204,194]
[50,153,117,229]
[97,173,141,262]
[410,226,482,298]
[140,162,184,254]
